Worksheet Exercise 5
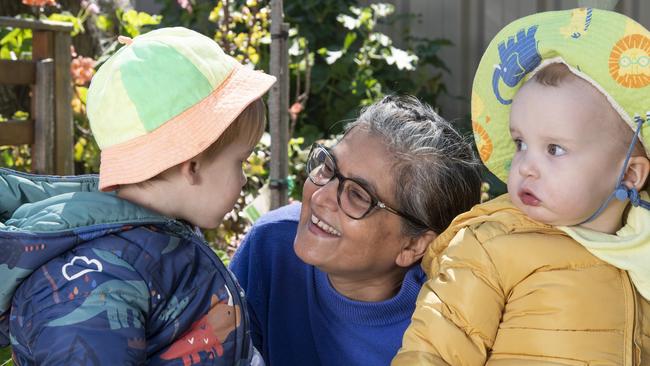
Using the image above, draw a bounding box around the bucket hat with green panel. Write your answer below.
[87,27,276,191]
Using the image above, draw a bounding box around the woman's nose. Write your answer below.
[310,178,339,212]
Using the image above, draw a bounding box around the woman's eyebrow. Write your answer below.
[331,149,379,194]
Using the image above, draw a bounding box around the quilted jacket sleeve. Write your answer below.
[392,227,506,366]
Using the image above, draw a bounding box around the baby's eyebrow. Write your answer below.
[545,136,574,144]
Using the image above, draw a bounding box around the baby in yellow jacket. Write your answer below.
[393,8,650,366]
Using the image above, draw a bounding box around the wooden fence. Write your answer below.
[0,17,74,175]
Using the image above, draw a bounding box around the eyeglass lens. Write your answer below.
[307,146,374,219]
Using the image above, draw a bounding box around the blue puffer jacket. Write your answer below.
[0,168,257,365]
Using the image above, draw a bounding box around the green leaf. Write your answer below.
[0,29,22,47]
[0,346,13,366]
[0,47,12,60]
[95,15,114,32]
[48,13,83,36]
[119,10,161,37]
[12,111,29,120]
[136,12,162,26]
[74,138,86,161]
[75,86,88,104]
[1,150,14,167]
[343,32,357,50]
[214,249,230,266]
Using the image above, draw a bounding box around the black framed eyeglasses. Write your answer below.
[305,143,430,229]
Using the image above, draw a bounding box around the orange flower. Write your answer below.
[70,55,96,85]
[22,0,58,7]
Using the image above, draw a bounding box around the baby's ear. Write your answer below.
[623,156,650,191]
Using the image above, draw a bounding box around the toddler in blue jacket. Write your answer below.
[0,27,274,365]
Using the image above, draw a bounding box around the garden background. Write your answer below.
[1,0,648,363]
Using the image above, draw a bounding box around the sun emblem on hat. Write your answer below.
[471,92,494,163]
[608,22,650,88]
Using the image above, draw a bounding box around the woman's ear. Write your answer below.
[396,230,438,268]
[179,159,201,186]
[623,156,650,191]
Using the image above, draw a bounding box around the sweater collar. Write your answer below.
[313,265,425,326]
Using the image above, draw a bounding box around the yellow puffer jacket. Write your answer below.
[392,194,650,366]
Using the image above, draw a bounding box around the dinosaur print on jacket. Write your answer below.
[160,294,241,366]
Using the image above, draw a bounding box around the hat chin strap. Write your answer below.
[581,113,650,224]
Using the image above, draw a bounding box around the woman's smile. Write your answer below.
[309,214,342,237]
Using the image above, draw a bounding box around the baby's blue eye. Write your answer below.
[547,144,566,156]
[514,139,527,152]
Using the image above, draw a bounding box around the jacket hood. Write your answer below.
[422,194,565,277]
[0,168,172,341]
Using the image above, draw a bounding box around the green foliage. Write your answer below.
[206,0,270,67]
[95,14,114,33]
[47,12,84,35]
[0,27,32,59]
[278,2,449,143]
[116,9,162,37]
[0,346,12,366]
[0,112,31,172]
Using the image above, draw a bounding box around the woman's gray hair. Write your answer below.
[344,95,482,236]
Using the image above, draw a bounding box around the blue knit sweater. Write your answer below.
[230,204,426,366]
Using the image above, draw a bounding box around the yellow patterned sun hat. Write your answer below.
[87,27,276,191]
[472,8,650,182]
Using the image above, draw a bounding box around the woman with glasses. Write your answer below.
[230,95,482,366]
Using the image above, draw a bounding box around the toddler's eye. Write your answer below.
[547,144,566,156]
[514,139,527,152]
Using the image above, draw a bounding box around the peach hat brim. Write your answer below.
[98,64,276,191]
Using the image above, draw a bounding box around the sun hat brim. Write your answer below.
[98,64,276,191]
